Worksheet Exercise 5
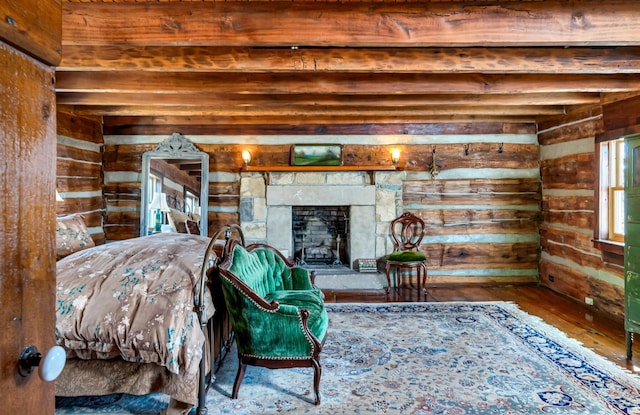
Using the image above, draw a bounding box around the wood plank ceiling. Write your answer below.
[57,0,640,135]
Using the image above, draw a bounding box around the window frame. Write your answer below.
[593,135,624,263]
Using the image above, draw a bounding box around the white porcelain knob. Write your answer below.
[18,345,66,382]
[39,345,66,382]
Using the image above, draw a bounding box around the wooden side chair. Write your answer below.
[385,212,428,294]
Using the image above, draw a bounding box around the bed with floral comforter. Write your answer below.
[55,233,217,415]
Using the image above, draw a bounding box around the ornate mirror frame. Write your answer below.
[140,133,209,237]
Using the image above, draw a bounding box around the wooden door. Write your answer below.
[0,2,61,413]
[625,135,640,358]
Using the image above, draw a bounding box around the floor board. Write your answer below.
[323,283,640,375]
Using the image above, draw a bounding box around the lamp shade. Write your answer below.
[149,192,171,211]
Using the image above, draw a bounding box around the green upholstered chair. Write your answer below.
[385,212,428,294]
[216,239,329,405]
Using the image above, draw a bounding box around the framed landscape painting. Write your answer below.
[291,144,343,166]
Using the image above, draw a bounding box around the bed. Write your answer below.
[54,214,236,415]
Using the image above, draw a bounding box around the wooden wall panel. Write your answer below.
[56,110,105,244]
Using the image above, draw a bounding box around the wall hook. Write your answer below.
[429,145,440,179]
[464,144,470,156]
[498,143,504,154]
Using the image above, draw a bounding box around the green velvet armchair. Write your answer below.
[217,239,329,405]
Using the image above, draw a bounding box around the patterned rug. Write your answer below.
[56,302,640,414]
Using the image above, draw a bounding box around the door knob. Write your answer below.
[18,345,66,382]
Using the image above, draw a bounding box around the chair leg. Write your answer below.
[312,358,322,405]
[385,262,391,294]
[231,361,247,399]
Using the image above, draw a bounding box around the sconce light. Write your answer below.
[242,150,252,166]
[56,190,64,202]
[391,148,401,166]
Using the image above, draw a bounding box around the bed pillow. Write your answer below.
[56,214,95,259]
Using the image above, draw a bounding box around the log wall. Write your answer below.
[56,109,105,245]
[537,105,625,317]
[103,123,541,285]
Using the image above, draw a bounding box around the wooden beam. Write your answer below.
[101,119,537,135]
[55,72,640,94]
[56,92,601,107]
[82,109,539,123]
[63,104,566,117]
[58,46,640,74]
[62,1,640,47]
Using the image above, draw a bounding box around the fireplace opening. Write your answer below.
[292,206,349,266]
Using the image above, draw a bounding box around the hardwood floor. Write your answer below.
[322,283,640,375]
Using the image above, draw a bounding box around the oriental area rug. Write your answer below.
[56,302,640,414]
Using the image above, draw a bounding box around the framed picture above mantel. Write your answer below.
[290,144,342,166]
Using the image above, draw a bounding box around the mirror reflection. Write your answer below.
[140,133,209,237]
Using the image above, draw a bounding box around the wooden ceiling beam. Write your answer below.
[56,92,601,107]
[62,1,640,47]
[55,72,640,94]
[100,119,537,136]
[64,104,564,117]
[58,46,640,74]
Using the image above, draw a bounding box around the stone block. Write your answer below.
[295,172,326,184]
[240,175,266,197]
[350,205,376,262]
[253,197,267,220]
[241,222,266,241]
[239,198,253,222]
[266,206,292,253]
[376,188,398,222]
[270,172,295,185]
[375,171,405,186]
[327,172,366,185]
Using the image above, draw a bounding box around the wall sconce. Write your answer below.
[242,150,252,166]
[391,148,401,166]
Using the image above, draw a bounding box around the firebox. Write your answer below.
[292,206,349,266]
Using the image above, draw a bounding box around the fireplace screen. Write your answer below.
[292,206,349,266]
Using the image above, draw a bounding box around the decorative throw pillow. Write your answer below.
[56,214,95,260]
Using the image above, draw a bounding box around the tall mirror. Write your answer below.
[140,133,209,237]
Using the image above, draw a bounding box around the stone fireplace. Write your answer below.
[239,170,404,271]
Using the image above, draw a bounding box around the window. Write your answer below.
[184,190,199,216]
[597,138,625,243]
[148,173,162,229]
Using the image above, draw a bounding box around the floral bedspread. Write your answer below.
[56,233,216,383]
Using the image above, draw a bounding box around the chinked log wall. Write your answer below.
[537,97,640,319]
[56,110,105,245]
[100,121,541,285]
